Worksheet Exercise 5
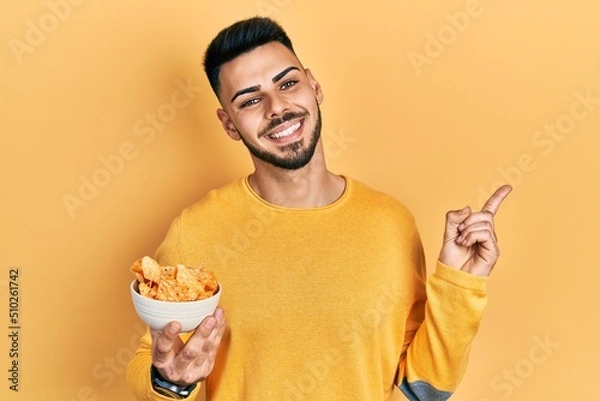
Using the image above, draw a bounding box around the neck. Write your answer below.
[248,142,346,208]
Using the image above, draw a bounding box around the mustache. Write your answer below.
[259,111,308,137]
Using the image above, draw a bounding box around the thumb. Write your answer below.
[444,206,471,240]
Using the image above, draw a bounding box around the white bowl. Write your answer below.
[130,280,222,332]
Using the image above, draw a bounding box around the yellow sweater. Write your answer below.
[127,177,488,400]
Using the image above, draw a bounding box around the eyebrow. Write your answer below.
[230,66,301,103]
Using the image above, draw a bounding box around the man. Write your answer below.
[127,17,511,400]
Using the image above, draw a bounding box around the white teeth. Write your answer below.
[268,122,301,139]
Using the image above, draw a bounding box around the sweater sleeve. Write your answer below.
[396,261,488,400]
[126,216,203,401]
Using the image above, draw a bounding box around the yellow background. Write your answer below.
[1,0,599,400]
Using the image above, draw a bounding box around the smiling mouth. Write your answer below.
[266,120,303,140]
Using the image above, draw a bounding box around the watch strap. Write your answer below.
[151,365,197,399]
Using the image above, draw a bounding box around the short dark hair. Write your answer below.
[203,17,297,99]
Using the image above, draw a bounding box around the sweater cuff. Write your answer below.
[434,260,488,292]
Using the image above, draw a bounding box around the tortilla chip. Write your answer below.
[131,256,218,302]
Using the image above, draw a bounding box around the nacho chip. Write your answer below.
[131,256,218,302]
[130,259,146,283]
[138,281,153,297]
[141,256,162,282]
[156,279,183,302]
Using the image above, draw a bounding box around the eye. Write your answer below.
[240,98,260,108]
[280,80,298,90]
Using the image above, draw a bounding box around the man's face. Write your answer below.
[216,42,324,170]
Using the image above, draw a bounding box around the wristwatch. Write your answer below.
[151,365,197,399]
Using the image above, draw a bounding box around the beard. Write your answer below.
[238,106,322,170]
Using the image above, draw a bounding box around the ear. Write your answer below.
[216,109,241,141]
[305,68,324,105]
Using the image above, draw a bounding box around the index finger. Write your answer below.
[481,184,512,215]
[152,322,184,364]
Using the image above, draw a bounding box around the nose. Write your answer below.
[265,92,290,119]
